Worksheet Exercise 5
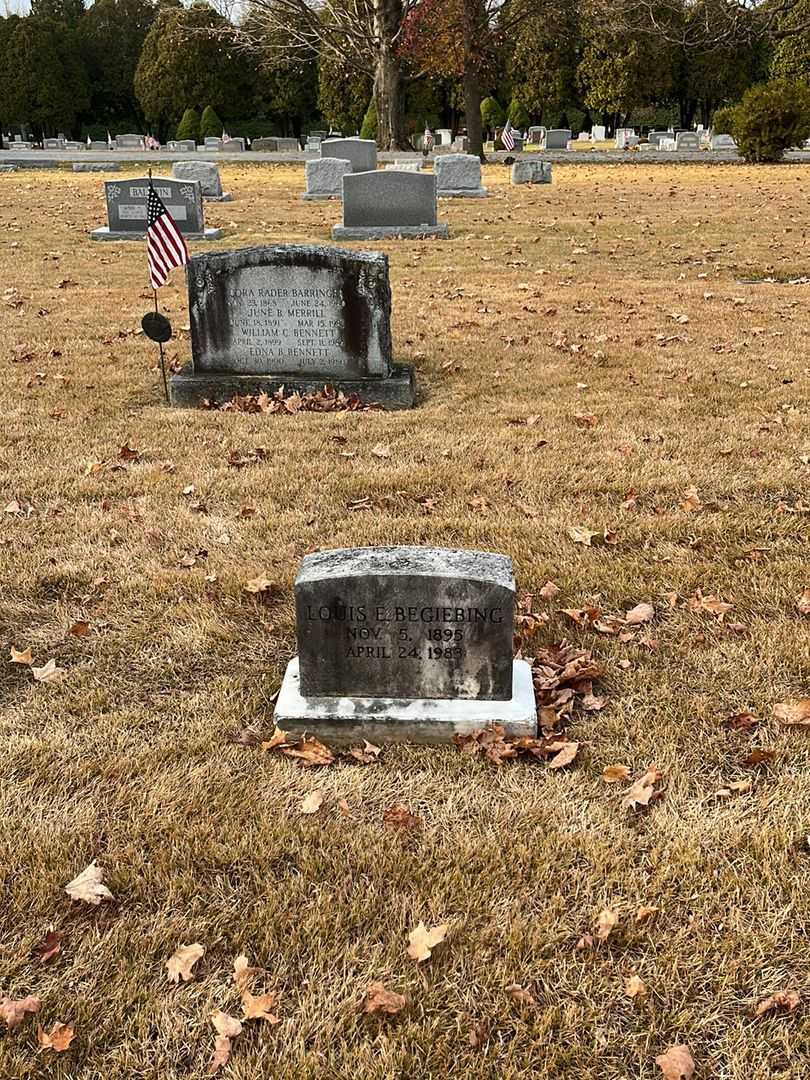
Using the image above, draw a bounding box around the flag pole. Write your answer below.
[147,167,170,404]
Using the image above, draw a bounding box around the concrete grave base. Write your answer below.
[168,362,417,410]
[437,187,488,198]
[332,224,448,240]
[90,226,222,241]
[205,192,233,202]
[300,192,341,200]
[73,163,121,173]
[274,656,538,746]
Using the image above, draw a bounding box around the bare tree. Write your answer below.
[587,0,810,47]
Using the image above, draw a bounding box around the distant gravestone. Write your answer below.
[527,126,545,145]
[116,134,143,149]
[274,546,537,744]
[320,137,377,173]
[545,129,571,149]
[89,140,108,150]
[223,137,245,151]
[511,160,552,185]
[592,124,606,141]
[252,137,277,152]
[384,162,421,172]
[43,138,65,150]
[434,153,487,197]
[169,244,415,409]
[90,176,221,241]
[647,130,670,148]
[675,131,700,151]
[302,157,351,199]
[710,133,737,151]
[332,170,448,240]
[172,160,231,201]
[74,163,120,172]
[64,141,84,150]
[452,136,469,153]
[203,137,223,152]
[167,139,196,152]
[436,128,453,146]
[275,137,300,152]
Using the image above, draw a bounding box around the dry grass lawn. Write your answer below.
[1,161,809,1079]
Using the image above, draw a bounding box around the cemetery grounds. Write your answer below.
[1,162,809,1079]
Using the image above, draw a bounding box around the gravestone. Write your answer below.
[167,139,196,152]
[527,126,545,145]
[384,162,421,173]
[64,140,84,150]
[274,546,537,744]
[436,128,453,146]
[223,137,245,151]
[647,130,670,148]
[275,137,300,152]
[577,131,591,142]
[252,137,277,152]
[710,133,737,151]
[511,160,552,185]
[203,137,223,152]
[169,244,415,408]
[434,153,487,197]
[43,138,65,150]
[332,170,448,240]
[675,131,700,151]
[302,157,351,199]
[172,160,232,201]
[592,124,606,141]
[116,134,143,149]
[90,176,221,241]
[452,135,469,153]
[74,163,120,172]
[545,128,571,149]
[320,137,377,173]
[89,140,108,150]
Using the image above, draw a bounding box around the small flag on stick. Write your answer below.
[501,119,515,151]
[423,126,434,151]
[146,178,188,290]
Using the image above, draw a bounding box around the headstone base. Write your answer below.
[204,191,233,202]
[168,362,416,410]
[274,657,537,746]
[437,187,488,198]
[300,192,341,200]
[90,226,223,241]
[331,224,448,240]
[73,163,121,173]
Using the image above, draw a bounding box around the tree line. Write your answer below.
[0,0,808,152]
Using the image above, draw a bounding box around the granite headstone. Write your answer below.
[172,160,231,201]
[274,546,538,744]
[332,170,448,240]
[434,153,487,198]
[511,160,553,185]
[302,157,351,199]
[320,137,377,172]
[90,176,221,241]
[169,244,415,408]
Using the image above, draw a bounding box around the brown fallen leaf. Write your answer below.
[209,1035,232,1073]
[282,736,335,767]
[232,954,260,990]
[68,620,91,638]
[32,658,66,684]
[753,989,801,1017]
[687,591,733,618]
[37,1022,75,1052]
[743,748,776,766]
[795,589,810,616]
[383,805,422,831]
[212,1011,242,1038]
[568,525,597,546]
[655,1044,695,1079]
[33,930,63,964]
[260,727,290,752]
[0,995,41,1029]
[603,764,631,783]
[622,767,663,811]
[725,711,760,732]
[547,741,579,769]
[10,645,33,665]
[362,982,407,1015]
[118,442,140,461]
[595,908,619,941]
[244,574,273,595]
[407,921,449,963]
[166,942,205,983]
[539,581,561,600]
[680,487,703,512]
[635,905,660,922]
[345,740,382,764]
[773,699,810,727]
[300,789,325,815]
[625,602,655,626]
[715,778,752,798]
[626,973,647,998]
[505,984,536,1005]
[64,861,113,905]
[242,991,281,1024]
[370,443,391,458]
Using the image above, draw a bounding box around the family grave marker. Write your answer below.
[90,176,221,241]
[332,171,448,240]
[171,160,232,201]
[320,137,377,173]
[435,153,487,197]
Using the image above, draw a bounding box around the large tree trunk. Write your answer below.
[463,65,484,160]
[373,0,405,150]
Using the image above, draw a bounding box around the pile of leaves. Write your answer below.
[454,726,579,768]
[203,387,382,414]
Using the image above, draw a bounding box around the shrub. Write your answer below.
[175,108,200,143]
[507,98,530,130]
[711,105,738,137]
[360,98,377,141]
[733,79,810,162]
[200,105,224,141]
[480,97,504,136]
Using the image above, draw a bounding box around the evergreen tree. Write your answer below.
[79,0,162,127]
[199,104,223,139]
[359,98,377,140]
[318,49,372,134]
[175,106,200,141]
[0,15,90,134]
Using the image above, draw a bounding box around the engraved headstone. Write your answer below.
[275,137,301,152]
[204,137,223,152]
[43,138,65,150]
[169,244,416,408]
[252,137,277,152]
[167,139,196,152]
[675,131,700,151]
[527,126,545,145]
[90,176,222,241]
[545,128,571,149]
[647,130,670,148]
[115,133,143,149]
[710,133,737,151]
[172,160,231,201]
[434,153,487,198]
[320,137,377,172]
[592,124,606,141]
[511,160,553,185]
[332,170,448,240]
[274,546,538,744]
[302,157,351,200]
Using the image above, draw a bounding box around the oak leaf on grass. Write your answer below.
[33,930,63,964]
[10,645,33,665]
[655,1045,694,1079]
[568,525,598,546]
[32,658,66,683]
[242,991,281,1024]
[244,574,273,595]
[624,602,655,626]
[773,700,810,727]
[362,983,406,1016]
[505,984,536,1005]
[754,989,800,1017]
[626,973,647,998]
[603,764,631,783]
[232,954,260,990]
[282,736,335,767]
[407,922,449,963]
[0,995,41,1029]
[595,908,618,941]
[622,768,663,811]
[300,789,324,815]
[383,805,421,831]
[37,1022,75,1052]
[166,942,205,983]
[64,861,113,905]
[795,589,810,616]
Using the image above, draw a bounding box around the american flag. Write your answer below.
[501,120,515,151]
[146,180,188,290]
[423,126,434,151]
